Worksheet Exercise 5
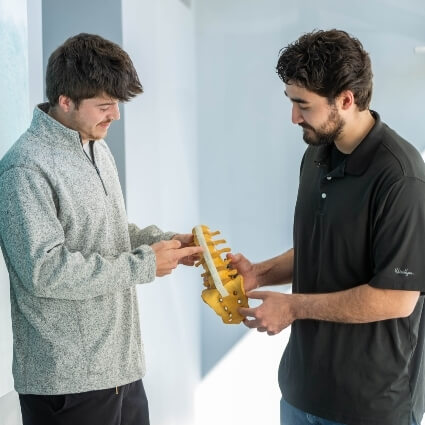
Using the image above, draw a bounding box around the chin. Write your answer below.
[302,135,317,145]
[92,132,107,141]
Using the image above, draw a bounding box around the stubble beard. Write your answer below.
[301,108,345,147]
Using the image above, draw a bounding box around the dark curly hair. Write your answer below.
[46,33,143,108]
[276,29,373,110]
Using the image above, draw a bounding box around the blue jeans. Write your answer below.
[280,398,418,425]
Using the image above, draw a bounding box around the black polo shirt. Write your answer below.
[279,112,425,425]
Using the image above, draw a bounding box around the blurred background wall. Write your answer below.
[0,1,424,424]
[0,2,31,424]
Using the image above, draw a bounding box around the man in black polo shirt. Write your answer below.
[229,29,425,425]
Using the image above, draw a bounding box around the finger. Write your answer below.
[257,327,267,332]
[187,253,201,260]
[176,246,204,260]
[173,233,194,245]
[246,291,269,300]
[238,306,258,318]
[267,330,278,336]
[162,239,182,249]
[179,257,196,266]
[179,254,201,265]
[226,253,241,263]
[181,233,194,243]
[243,318,261,329]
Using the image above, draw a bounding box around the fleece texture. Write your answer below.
[0,104,174,394]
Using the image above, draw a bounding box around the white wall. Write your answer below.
[26,0,43,112]
[196,0,304,376]
[0,0,30,398]
[0,0,36,423]
[122,1,200,424]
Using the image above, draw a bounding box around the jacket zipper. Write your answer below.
[80,137,108,196]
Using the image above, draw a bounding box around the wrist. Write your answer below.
[289,293,305,321]
[251,263,261,288]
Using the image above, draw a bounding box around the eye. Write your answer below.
[299,105,309,111]
[100,108,108,112]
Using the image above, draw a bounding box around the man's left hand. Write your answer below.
[239,291,295,335]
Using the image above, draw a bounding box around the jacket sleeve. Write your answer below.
[0,166,157,301]
[128,223,176,250]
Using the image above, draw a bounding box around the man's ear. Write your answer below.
[57,95,74,113]
[337,90,355,111]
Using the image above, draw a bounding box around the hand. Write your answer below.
[151,239,203,276]
[172,233,201,266]
[227,253,258,292]
[239,291,295,335]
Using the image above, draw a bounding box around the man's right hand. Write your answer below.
[151,240,203,277]
[227,253,258,292]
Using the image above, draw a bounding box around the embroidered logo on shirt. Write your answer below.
[394,268,414,277]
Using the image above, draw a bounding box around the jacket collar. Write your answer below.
[314,111,383,176]
[30,103,83,151]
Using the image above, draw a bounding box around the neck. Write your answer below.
[335,110,375,154]
[47,106,60,122]
[48,106,70,131]
[48,106,87,144]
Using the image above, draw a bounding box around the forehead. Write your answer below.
[81,94,119,107]
[284,83,327,104]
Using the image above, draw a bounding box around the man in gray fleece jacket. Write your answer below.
[0,33,202,425]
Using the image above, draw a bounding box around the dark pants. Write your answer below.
[19,379,149,425]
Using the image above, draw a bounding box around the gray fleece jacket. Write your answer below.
[0,103,174,395]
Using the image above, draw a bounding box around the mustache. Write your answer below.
[299,123,315,131]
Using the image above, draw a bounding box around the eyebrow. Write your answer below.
[96,102,118,107]
[284,91,309,104]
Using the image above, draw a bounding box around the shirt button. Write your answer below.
[322,193,327,199]
[326,176,332,180]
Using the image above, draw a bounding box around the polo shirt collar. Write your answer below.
[313,110,383,176]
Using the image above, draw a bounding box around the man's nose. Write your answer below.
[109,104,120,121]
[291,104,304,125]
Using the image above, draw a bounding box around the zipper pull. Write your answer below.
[116,386,119,395]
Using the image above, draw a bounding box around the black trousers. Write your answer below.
[19,379,150,425]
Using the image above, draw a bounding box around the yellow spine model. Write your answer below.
[192,225,249,324]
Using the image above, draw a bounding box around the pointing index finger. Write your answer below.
[176,246,204,260]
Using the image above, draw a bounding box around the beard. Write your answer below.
[300,107,345,146]
[69,113,110,141]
